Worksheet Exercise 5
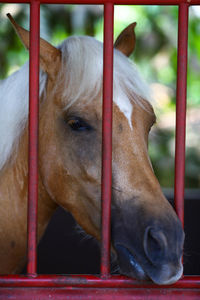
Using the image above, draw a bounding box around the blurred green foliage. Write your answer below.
[0,4,199,188]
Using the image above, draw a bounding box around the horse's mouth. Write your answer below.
[114,244,183,285]
[115,244,148,281]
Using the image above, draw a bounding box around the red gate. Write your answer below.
[0,0,200,299]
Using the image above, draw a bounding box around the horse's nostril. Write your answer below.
[143,226,167,266]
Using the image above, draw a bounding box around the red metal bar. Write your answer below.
[1,275,200,289]
[0,0,200,5]
[174,3,189,225]
[2,286,200,300]
[101,2,114,278]
[27,0,40,276]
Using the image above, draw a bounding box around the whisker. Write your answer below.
[75,224,94,242]
[111,265,120,274]
[112,186,123,193]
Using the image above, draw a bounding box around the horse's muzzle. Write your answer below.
[113,229,184,285]
[111,203,185,285]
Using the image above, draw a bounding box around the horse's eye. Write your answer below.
[67,117,92,132]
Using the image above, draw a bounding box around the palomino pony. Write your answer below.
[0,15,184,284]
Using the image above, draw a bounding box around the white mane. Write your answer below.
[59,36,151,111]
[0,35,151,170]
[0,63,47,170]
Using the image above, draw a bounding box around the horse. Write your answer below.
[0,14,184,285]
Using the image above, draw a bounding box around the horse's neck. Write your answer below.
[0,128,57,274]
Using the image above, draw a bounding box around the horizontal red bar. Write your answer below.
[1,286,200,300]
[0,0,200,5]
[0,275,200,289]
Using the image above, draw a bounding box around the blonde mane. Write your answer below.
[59,36,151,109]
[0,35,151,170]
[0,63,47,170]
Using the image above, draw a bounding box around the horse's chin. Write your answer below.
[115,244,148,281]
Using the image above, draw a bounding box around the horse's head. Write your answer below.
[10,15,184,284]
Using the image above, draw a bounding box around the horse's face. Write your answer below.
[39,83,184,285]
[10,16,184,285]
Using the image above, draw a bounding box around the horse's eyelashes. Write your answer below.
[67,117,92,132]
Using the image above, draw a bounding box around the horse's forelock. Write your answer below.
[58,36,103,109]
[58,36,152,117]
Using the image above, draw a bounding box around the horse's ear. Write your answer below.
[7,13,61,79]
[114,23,136,57]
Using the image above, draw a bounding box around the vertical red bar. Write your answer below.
[27,0,40,276]
[174,3,189,225]
[100,2,114,278]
